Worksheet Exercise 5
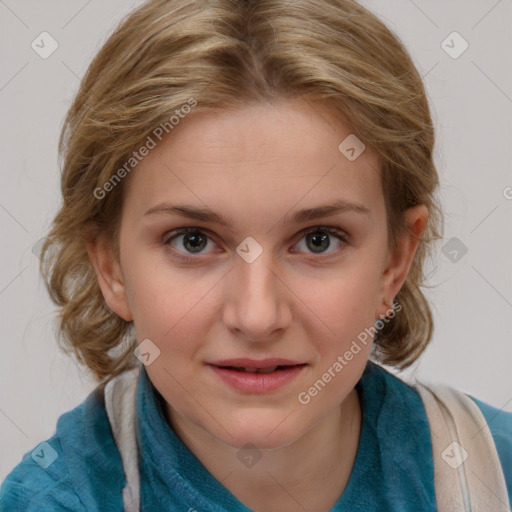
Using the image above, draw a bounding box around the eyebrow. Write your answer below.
[144,200,371,230]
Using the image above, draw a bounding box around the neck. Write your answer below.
[166,389,362,512]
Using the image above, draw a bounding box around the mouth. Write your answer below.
[207,359,307,393]
[214,364,306,374]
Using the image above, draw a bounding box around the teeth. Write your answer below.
[258,366,278,373]
[251,366,278,373]
[227,366,281,373]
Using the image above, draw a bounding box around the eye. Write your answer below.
[164,228,218,257]
[291,226,348,256]
[163,225,349,262]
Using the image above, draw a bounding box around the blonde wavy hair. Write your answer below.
[40,0,443,385]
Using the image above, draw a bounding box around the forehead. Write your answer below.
[122,99,384,228]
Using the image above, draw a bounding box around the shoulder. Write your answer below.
[0,433,84,512]
[470,395,512,438]
[469,395,512,502]
[361,364,512,504]
[0,387,125,512]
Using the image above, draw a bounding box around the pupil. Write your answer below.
[184,232,206,253]
[307,232,330,253]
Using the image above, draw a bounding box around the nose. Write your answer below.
[222,249,292,343]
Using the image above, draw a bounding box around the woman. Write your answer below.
[1,0,510,510]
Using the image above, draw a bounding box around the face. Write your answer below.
[89,98,426,450]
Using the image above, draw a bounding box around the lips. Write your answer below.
[207,358,307,393]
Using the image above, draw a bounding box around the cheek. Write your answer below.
[306,267,381,349]
[129,287,208,353]
[122,249,214,341]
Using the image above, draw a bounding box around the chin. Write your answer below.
[211,410,306,451]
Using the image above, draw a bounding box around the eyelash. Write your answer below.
[163,226,349,263]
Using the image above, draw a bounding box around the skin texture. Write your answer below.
[87,98,428,511]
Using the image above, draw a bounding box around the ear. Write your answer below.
[85,235,133,321]
[375,205,429,319]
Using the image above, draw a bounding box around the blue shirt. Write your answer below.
[1,361,511,511]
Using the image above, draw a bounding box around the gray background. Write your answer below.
[1,0,511,482]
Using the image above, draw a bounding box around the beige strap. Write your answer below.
[104,364,142,512]
[416,383,509,512]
